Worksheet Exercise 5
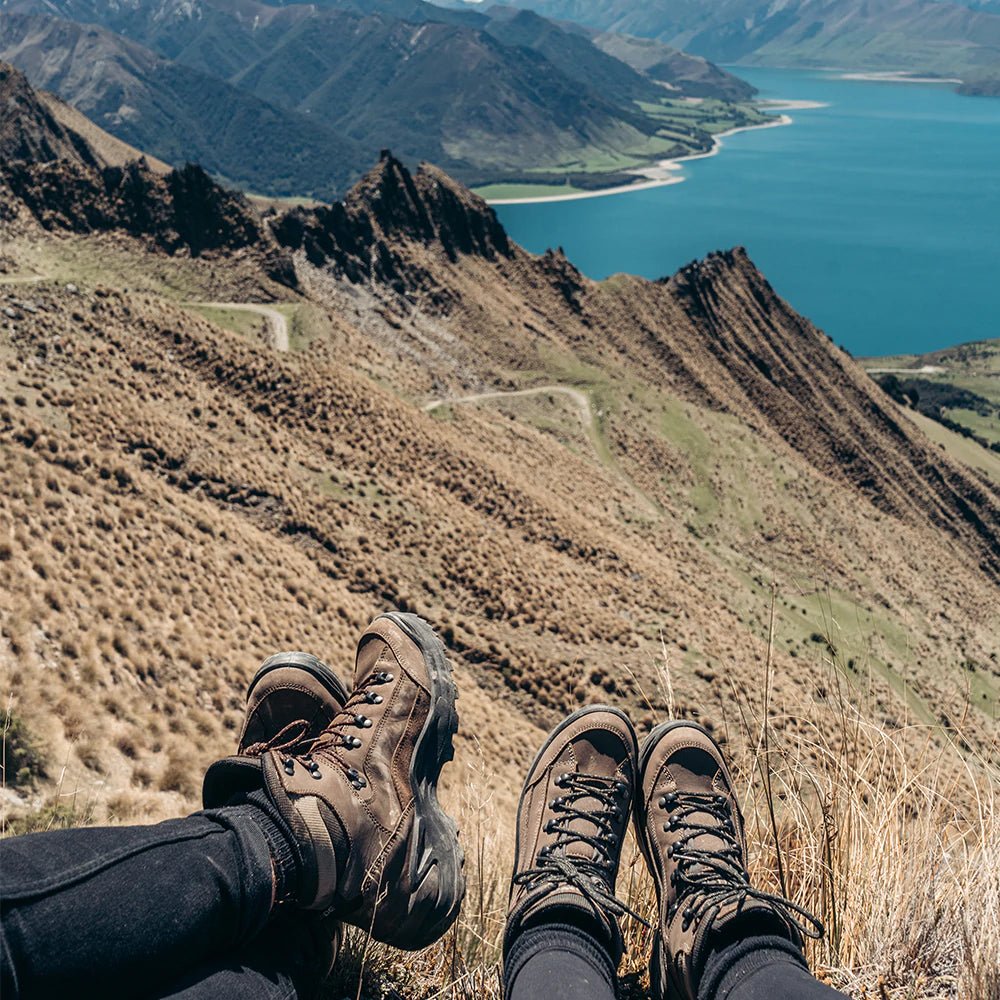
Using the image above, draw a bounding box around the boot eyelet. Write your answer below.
[310,767,323,779]
[283,759,295,775]
[555,772,570,788]
[666,846,673,858]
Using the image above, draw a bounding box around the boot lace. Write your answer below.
[659,790,823,939]
[267,668,396,789]
[513,771,650,928]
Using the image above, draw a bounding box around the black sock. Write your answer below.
[699,935,846,1000]
[240,789,307,904]
[505,922,617,1000]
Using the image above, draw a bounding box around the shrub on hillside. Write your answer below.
[1,709,47,789]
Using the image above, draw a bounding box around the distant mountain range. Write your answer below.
[0,0,762,199]
[496,0,1000,81]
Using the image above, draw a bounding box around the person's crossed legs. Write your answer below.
[4,615,854,1000]
[1,614,464,1000]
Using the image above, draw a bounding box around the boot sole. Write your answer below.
[249,651,349,707]
[379,612,465,950]
[634,720,716,1000]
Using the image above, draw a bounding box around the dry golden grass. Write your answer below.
[324,627,1000,1000]
[2,191,998,998]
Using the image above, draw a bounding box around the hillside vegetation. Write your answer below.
[2,71,998,998]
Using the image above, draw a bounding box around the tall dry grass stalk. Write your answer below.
[329,611,999,1000]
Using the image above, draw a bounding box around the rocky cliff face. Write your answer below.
[1,66,293,274]
[271,152,512,298]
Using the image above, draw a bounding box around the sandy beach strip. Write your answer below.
[839,71,962,84]
[486,113,793,206]
[757,98,829,111]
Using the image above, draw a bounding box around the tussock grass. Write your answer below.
[328,613,1000,1000]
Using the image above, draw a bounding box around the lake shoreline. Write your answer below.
[484,113,795,206]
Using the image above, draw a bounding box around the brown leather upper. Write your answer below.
[635,723,803,1000]
[239,663,343,752]
[506,707,638,953]
[261,617,440,941]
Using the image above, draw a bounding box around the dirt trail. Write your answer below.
[424,384,593,429]
[189,302,289,352]
[425,385,660,515]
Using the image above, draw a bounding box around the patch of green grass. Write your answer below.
[657,399,719,528]
[943,406,1000,446]
[187,305,269,340]
[472,182,586,201]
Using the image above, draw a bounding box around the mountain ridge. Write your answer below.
[0,0,767,196]
[500,0,1000,82]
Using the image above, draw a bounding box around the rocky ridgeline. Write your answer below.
[271,152,513,297]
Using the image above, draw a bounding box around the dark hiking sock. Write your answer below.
[504,921,617,1000]
[237,789,306,905]
[237,789,350,906]
[698,935,845,1000]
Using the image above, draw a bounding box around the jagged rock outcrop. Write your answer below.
[271,152,513,298]
[2,159,257,252]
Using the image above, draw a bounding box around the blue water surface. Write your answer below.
[493,68,1000,356]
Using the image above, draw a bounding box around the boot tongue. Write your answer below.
[668,749,739,882]
[555,737,621,864]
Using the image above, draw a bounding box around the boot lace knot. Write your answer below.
[513,771,650,928]
[660,790,823,940]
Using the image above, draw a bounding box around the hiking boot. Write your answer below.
[504,706,642,958]
[258,612,464,951]
[634,721,823,1000]
[203,651,349,809]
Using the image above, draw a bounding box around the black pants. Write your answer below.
[2,812,847,1000]
[0,807,325,1000]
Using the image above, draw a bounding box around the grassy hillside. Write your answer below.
[2,88,999,998]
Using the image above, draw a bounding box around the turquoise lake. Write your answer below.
[493,67,1000,357]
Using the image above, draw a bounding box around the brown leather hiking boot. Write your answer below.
[202,651,349,809]
[504,706,641,958]
[256,612,464,951]
[634,721,823,1000]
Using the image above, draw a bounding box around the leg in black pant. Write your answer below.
[504,918,617,1000]
[151,914,339,1000]
[0,804,286,1000]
